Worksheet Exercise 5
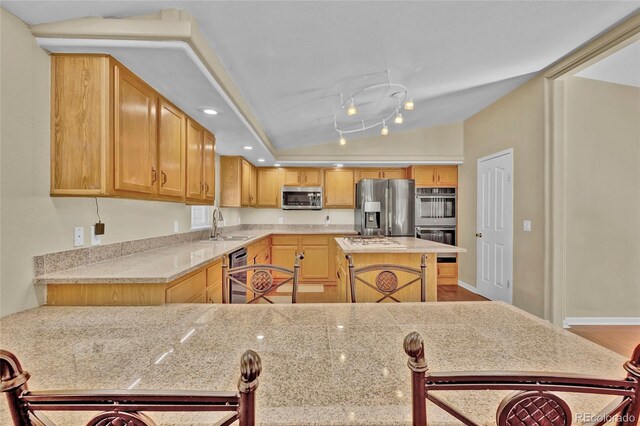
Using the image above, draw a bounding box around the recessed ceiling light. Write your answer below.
[274,163,281,167]
[243,146,253,150]
[199,106,219,115]
[257,158,265,162]
[335,163,343,168]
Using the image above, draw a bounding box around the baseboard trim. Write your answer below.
[563,317,640,328]
[458,280,479,294]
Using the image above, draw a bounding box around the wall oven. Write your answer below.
[281,186,323,210]
[416,226,457,260]
[415,187,456,226]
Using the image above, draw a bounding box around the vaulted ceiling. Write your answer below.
[4,1,639,162]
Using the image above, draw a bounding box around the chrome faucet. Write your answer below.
[211,206,224,240]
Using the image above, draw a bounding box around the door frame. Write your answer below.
[476,148,514,303]
[543,15,640,326]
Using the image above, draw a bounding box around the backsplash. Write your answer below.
[34,229,211,276]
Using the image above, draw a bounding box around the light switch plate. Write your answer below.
[90,225,102,246]
[523,220,532,232]
[74,227,84,247]
[278,217,284,224]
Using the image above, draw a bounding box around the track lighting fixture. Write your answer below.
[347,98,358,116]
[381,120,389,136]
[394,110,403,125]
[404,98,414,111]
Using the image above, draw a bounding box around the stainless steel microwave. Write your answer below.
[281,186,323,210]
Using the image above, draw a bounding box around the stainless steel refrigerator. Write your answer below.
[355,179,415,236]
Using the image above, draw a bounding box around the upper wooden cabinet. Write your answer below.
[408,165,458,187]
[257,168,280,207]
[220,156,256,207]
[281,168,322,186]
[158,99,186,198]
[185,119,216,204]
[50,54,214,204]
[113,65,158,195]
[355,168,407,181]
[324,169,355,208]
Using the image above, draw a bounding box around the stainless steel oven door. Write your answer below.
[415,194,456,226]
[416,226,457,259]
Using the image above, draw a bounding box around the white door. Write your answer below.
[477,149,513,303]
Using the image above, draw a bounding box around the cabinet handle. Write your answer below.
[437,174,440,183]
[432,174,435,182]
[151,167,157,184]
[381,172,385,178]
[209,297,214,304]
[161,170,167,186]
[437,267,440,275]
[205,183,210,194]
[475,233,483,238]
[200,182,204,193]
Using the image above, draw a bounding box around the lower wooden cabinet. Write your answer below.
[166,270,206,303]
[437,261,458,285]
[206,260,223,303]
[271,234,336,283]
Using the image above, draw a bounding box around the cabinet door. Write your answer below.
[186,119,204,200]
[250,164,257,206]
[241,159,251,206]
[158,99,185,198]
[282,169,301,186]
[203,132,216,202]
[413,166,436,187]
[381,168,406,179]
[166,271,206,303]
[301,169,322,186]
[114,65,157,194]
[271,245,298,278]
[436,166,458,187]
[257,168,279,207]
[357,169,382,181]
[324,169,355,208]
[300,245,330,280]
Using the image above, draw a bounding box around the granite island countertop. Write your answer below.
[335,236,466,254]
[0,302,626,425]
[34,227,357,285]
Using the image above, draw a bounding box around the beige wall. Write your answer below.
[222,207,354,226]
[564,77,640,318]
[458,76,546,318]
[278,122,464,162]
[0,9,193,317]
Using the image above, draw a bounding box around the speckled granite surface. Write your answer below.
[0,302,627,425]
[336,237,466,254]
[33,226,357,285]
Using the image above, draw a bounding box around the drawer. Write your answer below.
[301,235,329,246]
[167,270,206,303]
[272,235,299,246]
[206,259,222,288]
[437,263,457,278]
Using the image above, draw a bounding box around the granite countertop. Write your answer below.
[34,227,357,285]
[335,236,466,254]
[0,302,626,425]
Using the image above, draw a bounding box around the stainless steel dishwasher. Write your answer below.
[229,248,248,303]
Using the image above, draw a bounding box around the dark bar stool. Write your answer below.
[403,332,640,426]
[347,254,427,303]
[1,349,262,426]
[222,253,304,304]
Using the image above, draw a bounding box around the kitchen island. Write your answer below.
[0,302,626,425]
[335,237,466,302]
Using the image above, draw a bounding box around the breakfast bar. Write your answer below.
[0,302,628,425]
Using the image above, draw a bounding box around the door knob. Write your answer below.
[475,233,483,238]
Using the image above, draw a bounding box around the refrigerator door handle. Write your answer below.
[386,185,392,236]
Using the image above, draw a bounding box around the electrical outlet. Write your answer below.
[325,215,330,224]
[91,225,102,246]
[278,217,284,224]
[74,227,84,247]
[523,220,532,232]
[173,220,179,233]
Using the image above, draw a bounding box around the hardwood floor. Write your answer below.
[568,325,640,358]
